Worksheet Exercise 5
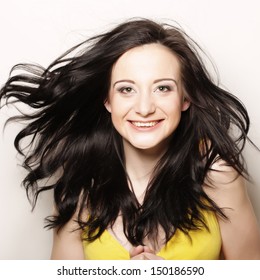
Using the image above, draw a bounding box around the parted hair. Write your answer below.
[0,18,251,245]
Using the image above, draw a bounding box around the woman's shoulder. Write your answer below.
[203,158,249,211]
[203,158,260,259]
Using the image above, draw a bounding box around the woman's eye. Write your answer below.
[156,85,172,92]
[119,87,135,94]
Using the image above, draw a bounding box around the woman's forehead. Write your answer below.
[111,43,181,83]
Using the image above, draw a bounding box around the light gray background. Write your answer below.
[0,0,259,259]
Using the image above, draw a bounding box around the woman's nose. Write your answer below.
[134,92,156,116]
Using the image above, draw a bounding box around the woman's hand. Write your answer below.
[129,245,164,260]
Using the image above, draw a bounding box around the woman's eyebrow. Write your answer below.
[113,80,135,87]
[153,78,178,85]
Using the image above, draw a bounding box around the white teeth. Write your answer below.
[132,121,159,127]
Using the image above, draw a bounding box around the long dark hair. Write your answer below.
[0,18,251,245]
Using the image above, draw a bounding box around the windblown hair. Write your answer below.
[0,18,251,245]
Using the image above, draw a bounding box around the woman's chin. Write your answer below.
[125,140,168,156]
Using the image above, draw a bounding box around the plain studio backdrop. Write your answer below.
[0,0,259,259]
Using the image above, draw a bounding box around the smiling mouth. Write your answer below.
[130,120,161,128]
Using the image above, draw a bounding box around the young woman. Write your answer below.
[1,18,260,260]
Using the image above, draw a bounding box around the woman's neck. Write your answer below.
[123,140,166,201]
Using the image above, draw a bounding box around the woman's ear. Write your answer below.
[181,98,191,112]
[104,99,111,113]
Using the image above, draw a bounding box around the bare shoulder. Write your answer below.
[204,159,247,207]
[203,159,260,259]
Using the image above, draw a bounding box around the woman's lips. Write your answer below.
[129,120,163,129]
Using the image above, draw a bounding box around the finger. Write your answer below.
[130,252,165,260]
[143,246,155,254]
[129,245,144,257]
[141,253,165,260]
[130,253,146,260]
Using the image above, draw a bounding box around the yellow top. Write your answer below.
[83,210,221,260]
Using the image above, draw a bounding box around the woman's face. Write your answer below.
[105,43,190,154]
